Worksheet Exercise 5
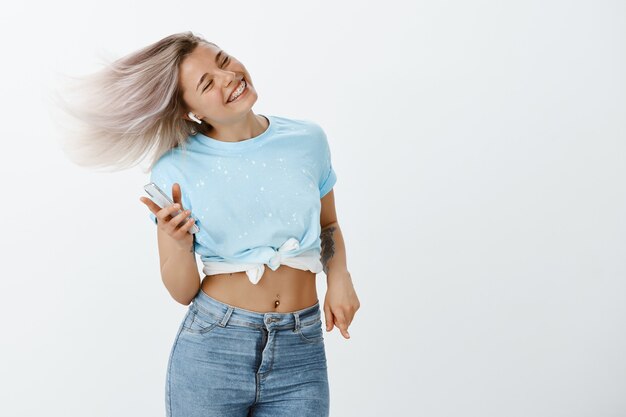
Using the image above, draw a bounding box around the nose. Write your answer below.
[218,69,237,87]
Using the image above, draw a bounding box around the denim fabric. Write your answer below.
[165,289,330,417]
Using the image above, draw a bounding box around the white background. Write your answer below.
[1,1,625,416]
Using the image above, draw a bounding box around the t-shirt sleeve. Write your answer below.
[318,127,337,198]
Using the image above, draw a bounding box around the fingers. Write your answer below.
[140,184,188,226]
[156,202,195,238]
[323,304,353,339]
[172,183,184,209]
[334,316,351,339]
[161,203,185,228]
[331,310,351,339]
[139,196,162,213]
[151,201,181,224]
[168,183,192,238]
[324,304,334,332]
[140,188,194,248]
[140,196,187,228]
[170,208,195,238]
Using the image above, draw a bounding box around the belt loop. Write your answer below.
[219,307,233,327]
[293,312,301,331]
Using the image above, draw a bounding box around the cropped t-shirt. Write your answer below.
[148,114,337,284]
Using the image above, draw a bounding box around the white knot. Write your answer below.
[245,264,266,285]
[267,237,300,269]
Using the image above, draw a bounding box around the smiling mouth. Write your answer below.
[227,79,248,103]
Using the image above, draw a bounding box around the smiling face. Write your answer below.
[178,43,258,126]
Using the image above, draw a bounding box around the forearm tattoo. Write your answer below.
[320,226,336,275]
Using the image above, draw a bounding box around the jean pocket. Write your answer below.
[296,317,324,344]
[182,306,221,334]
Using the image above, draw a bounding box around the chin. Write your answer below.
[240,91,258,108]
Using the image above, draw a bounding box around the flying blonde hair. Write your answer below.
[48,31,218,174]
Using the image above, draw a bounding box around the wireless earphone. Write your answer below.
[188,112,202,124]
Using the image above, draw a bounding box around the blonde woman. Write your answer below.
[53,32,360,417]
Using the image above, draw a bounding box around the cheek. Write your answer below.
[246,72,254,85]
[184,92,206,110]
[205,90,226,106]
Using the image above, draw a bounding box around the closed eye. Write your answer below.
[202,56,231,93]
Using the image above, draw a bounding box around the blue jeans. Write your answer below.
[165,289,330,417]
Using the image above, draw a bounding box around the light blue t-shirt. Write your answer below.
[148,114,337,274]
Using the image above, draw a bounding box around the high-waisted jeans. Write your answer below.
[165,288,330,417]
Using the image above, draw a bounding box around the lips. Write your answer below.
[227,78,246,103]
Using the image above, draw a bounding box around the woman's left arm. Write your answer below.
[320,189,361,340]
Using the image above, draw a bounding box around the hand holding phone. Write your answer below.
[141,182,199,236]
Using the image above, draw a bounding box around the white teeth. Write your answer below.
[228,80,246,102]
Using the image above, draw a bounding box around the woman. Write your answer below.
[53,32,360,417]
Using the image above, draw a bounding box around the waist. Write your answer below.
[201,265,318,313]
[191,288,321,326]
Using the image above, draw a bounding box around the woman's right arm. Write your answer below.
[157,227,201,305]
[141,182,201,305]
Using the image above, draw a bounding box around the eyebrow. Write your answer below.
[196,49,224,92]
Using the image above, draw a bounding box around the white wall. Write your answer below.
[1,0,624,416]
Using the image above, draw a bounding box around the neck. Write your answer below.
[200,113,267,143]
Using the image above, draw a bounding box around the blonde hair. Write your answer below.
[48,31,218,174]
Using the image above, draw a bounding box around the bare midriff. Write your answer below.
[200,265,318,313]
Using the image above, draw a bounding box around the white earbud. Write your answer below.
[188,112,202,124]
